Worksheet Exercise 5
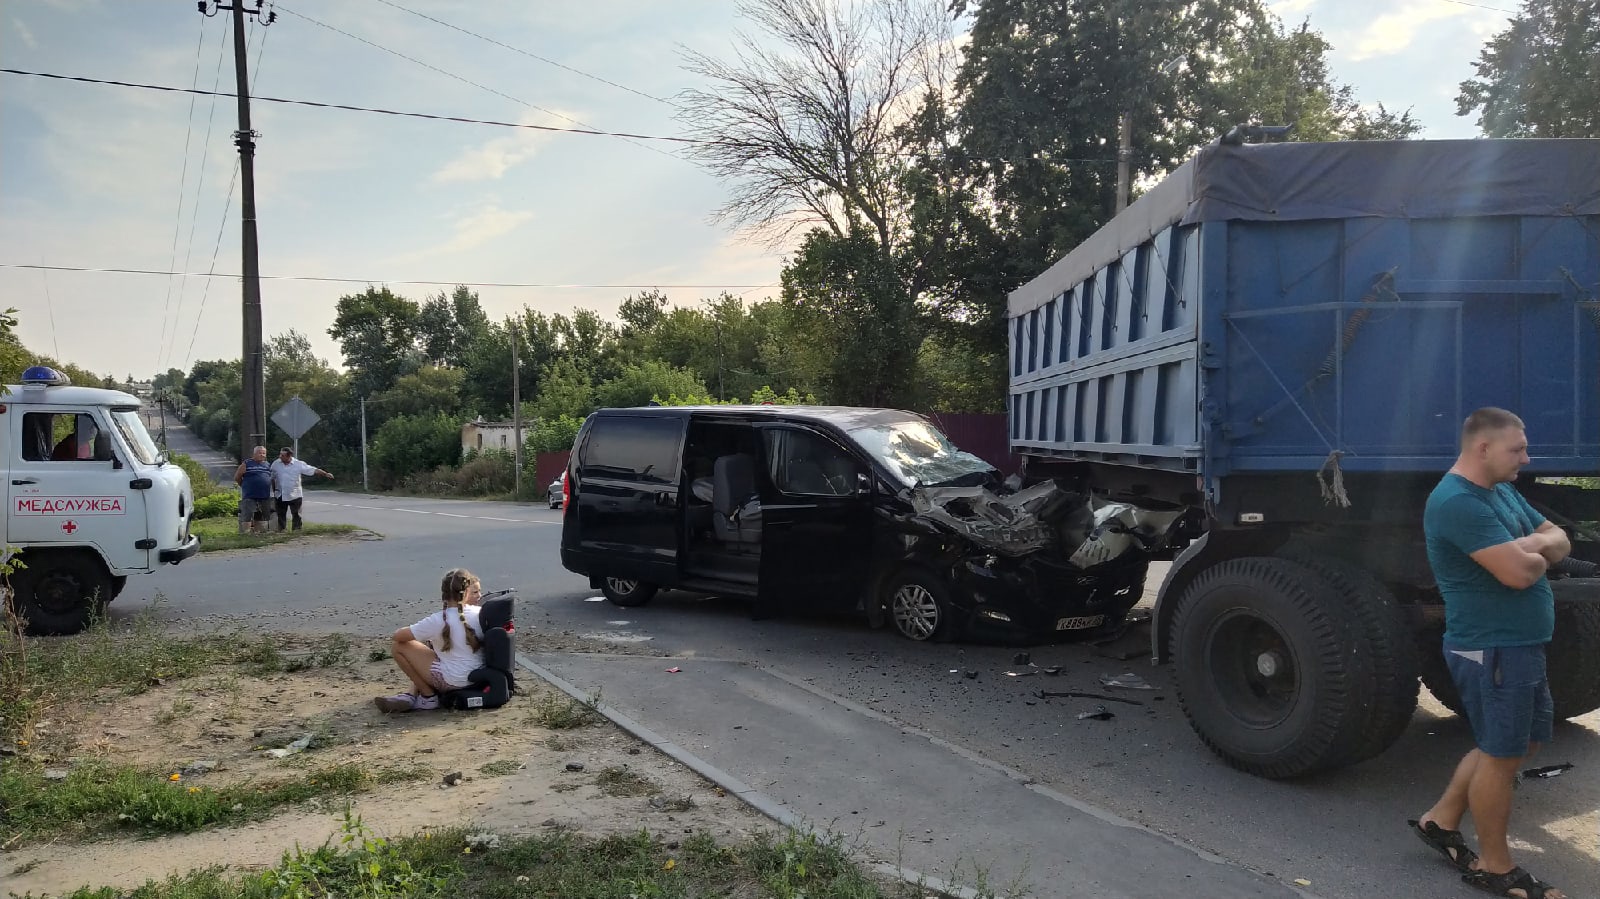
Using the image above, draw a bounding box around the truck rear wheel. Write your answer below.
[7,550,112,636]
[1171,557,1373,778]
[1423,599,1600,720]
[1276,549,1419,763]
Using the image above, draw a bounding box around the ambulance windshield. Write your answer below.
[110,410,162,465]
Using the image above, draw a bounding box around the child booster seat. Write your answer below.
[442,592,517,710]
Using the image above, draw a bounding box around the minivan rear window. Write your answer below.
[582,416,683,484]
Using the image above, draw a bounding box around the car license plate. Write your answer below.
[1055,614,1105,631]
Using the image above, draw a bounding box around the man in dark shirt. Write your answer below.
[1410,408,1568,899]
[234,445,275,536]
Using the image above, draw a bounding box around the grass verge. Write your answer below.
[0,761,418,846]
[16,811,950,899]
[191,519,360,552]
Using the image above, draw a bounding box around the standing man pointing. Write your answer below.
[1410,408,1568,899]
[270,446,333,532]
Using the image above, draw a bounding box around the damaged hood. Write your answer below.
[910,482,1186,567]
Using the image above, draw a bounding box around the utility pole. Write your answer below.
[199,0,275,454]
[1115,110,1132,214]
[360,397,369,492]
[511,323,523,495]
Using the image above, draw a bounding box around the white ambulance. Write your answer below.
[3,366,199,635]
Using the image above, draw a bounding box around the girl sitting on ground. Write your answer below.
[375,568,484,712]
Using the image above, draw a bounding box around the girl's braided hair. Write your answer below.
[437,568,482,653]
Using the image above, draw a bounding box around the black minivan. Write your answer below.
[558,406,1152,642]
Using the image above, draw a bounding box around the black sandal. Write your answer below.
[1408,819,1479,872]
[1462,866,1561,898]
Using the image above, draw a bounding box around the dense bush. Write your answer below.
[193,492,239,520]
[367,412,460,488]
[528,415,583,455]
[167,452,222,499]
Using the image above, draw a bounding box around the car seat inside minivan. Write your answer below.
[682,421,763,584]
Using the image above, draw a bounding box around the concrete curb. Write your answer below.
[514,651,993,899]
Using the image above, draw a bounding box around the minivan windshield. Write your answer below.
[848,418,996,488]
[110,409,162,465]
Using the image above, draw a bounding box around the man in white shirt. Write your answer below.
[269,447,333,531]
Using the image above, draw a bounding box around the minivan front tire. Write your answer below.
[887,569,953,642]
[602,578,658,607]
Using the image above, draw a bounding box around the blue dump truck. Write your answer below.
[1007,138,1600,778]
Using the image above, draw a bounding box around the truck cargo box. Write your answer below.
[1007,139,1600,500]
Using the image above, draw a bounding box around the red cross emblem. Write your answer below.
[61,520,78,535]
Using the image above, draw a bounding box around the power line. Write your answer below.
[38,258,60,360]
[0,68,705,143]
[2,263,775,291]
[274,2,679,161]
[179,18,273,372]
[1437,0,1516,12]
[370,0,674,107]
[156,19,210,374]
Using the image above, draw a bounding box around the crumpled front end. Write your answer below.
[906,480,1185,639]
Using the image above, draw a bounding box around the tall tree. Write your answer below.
[1457,0,1600,137]
[328,287,423,398]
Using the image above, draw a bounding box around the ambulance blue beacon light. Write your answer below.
[20,365,71,388]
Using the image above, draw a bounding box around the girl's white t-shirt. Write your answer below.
[408,605,484,687]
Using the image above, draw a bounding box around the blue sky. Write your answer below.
[0,0,1515,379]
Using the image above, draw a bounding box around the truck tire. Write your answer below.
[1275,548,1419,763]
[7,550,113,636]
[601,577,657,607]
[1420,600,1600,720]
[1171,557,1373,778]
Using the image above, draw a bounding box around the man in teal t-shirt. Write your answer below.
[1409,408,1570,899]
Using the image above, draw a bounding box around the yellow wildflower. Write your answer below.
[169,773,182,782]
[664,859,676,871]
[187,787,201,794]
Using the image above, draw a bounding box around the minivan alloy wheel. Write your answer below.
[607,577,639,595]
[892,583,941,640]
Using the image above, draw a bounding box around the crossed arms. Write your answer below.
[1471,521,1572,590]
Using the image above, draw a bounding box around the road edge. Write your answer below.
[514,651,993,899]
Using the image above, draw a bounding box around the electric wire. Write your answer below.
[156,19,209,374]
[3,264,773,291]
[38,258,61,361]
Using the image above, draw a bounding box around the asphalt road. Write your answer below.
[112,486,1600,899]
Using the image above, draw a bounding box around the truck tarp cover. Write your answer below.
[1009,138,1600,316]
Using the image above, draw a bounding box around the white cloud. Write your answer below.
[1268,0,1319,17]
[430,117,565,183]
[11,17,37,49]
[428,204,536,257]
[1347,0,1473,61]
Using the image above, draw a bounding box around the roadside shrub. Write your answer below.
[192,492,239,520]
[452,451,516,494]
[528,414,584,455]
[167,452,221,499]
[369,412,459,487]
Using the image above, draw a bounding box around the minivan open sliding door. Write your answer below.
[754,424,873,616]
[573,414,685,585]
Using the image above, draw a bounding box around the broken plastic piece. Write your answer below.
[266,734,313,759]
[1076,705,1114,721]
[1042,666,1062,676]
[1037,690,1144,706]
[1012,651,1031,665]
[963,670,979,680]
[1099,672,1156,690]
[665,667,682,673]
[1004,671,1036,678]
[1521,763,1574,779]
[584,596,606,602]
[1293,879,1312,887]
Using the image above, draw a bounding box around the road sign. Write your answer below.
[271,396,321,443]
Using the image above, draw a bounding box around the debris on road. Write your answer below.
[665,666,682,673]
[1042,666,1062,676]
[1012,651,1031,665]
[1037,690,1145,706]
[265,734,313,759]
[1076,705,1115,721]
[1522,763,1574,779]
[584,596,606,602]
[565,762,586,772]
[1004,671,1036,678]
[963,670,979,680]
[442,771,464,787]
[1099,672,1156,690]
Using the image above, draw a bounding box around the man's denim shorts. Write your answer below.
[1443,643,1554,759]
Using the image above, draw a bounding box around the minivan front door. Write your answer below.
[755,425,874,617]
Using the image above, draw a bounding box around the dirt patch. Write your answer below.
[2,635,769,897]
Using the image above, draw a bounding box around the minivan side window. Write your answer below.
[764,428,860,497]
[21,412,115,462]
[583,416,682,484]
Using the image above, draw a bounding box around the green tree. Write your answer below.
[328,287,423,397]
[1457,0,1600,137]
[529,414,585,455]
[530,358,596,422]
[367,412,461,487]
[780,227,919,407]
[0,308,28,383]
[595,360,708,409]
[368,366,468,422]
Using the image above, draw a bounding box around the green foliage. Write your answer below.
[191,492,239,521]
[368,365,468,421]
[328,287,423,398]
[165,452,222,499]
[528,415,584,455]
[529,358,597,422]
[368,412,461,488]
[190,519,358,552]
[595,360,708,409]
[1457,0,1600,137]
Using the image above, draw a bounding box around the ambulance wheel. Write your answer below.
[111,576,128,600]
[7,550,112,636]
